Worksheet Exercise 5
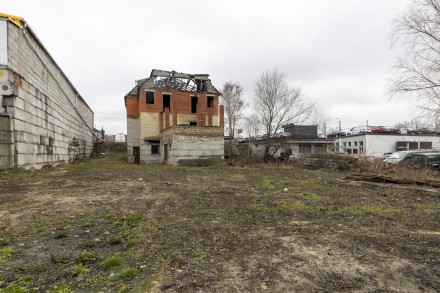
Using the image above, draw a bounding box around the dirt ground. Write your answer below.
[0,144,439,292]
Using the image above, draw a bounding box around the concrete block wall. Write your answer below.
[0,114,14,168]
[2,21,94,169]
[163,135,224,166]
[126,118,139,163]
[140,142,161,164]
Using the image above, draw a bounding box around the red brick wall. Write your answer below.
[126,97,140,119]
[138,89,219,115]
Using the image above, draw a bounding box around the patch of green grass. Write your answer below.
[117,268,137,281]
[0,246,14,263]
[415,204,438,214]
[229,173,248,182]
[0,168,44,180]
[296,191,322,201]
[53,231,68,239]
[0,238,10,246]
[1,283,28,293]
[80,239,99,249]
[249,202,268,213]
[108,234,123,245]
[126,240,138,248]
[260,178,277,189]
[72,264,90,279]
[275,201,312,213]
[105,212,117,220]
[50,254,70,265]
[101,254,122,270]
[323,186,336,193]
[45,283,74,293]
[20,275,33,283]
[77,251,98,264]
[85,273,105,286]
[337,204,405,216]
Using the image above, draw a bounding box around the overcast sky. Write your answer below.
[3,0,415,134]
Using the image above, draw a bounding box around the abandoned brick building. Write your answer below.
[125,69,225,165]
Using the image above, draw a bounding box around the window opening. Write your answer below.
[163,94,170,110]
[146,91,154,104]
[207,96,214,108]
[151,145,160,155]
[191,96,198,113]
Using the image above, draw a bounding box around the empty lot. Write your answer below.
[0,149,439,292]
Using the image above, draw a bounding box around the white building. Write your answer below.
[336,134,440,157]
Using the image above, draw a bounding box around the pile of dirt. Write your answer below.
[93,142,126,157]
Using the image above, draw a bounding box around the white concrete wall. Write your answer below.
[161,135,224,166]
[0,20,7,65]
[1,21,94,169]
[126,118,139,163]
[339,134,440,157]
[140,142,161,164]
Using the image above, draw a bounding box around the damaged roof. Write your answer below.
[126,69,220,97]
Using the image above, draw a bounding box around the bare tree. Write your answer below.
[222,82,245,139]
[389,0,440,122]
[253,69,317,161]
[243,114,260,156]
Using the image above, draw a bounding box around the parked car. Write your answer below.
[370,126,387,133]
[383,150,422,164]
[384,150,438,164]
[400,128,417,134]
[327,132,346,138]
[376,152,393,161]
[403,152,440,169]
[385,127,401,134]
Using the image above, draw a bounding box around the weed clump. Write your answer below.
[72,264,90,279]
[117,268,137,280]
[101,255,122,270]
[77,251,98,264]
[0,246,14,263]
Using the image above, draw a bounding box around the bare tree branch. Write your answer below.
[253,69,317,162]
[389,0,440,122]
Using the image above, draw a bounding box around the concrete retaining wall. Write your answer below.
[0,19,94,169]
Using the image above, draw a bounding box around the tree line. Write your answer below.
[221,69,318,162]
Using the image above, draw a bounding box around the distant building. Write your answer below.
[282,124,318,139]
[0,13,94,169]
[249,124,334,158]
[335,133,440,156]
[124,69,224,165]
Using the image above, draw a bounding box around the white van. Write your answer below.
[348,126,370,136]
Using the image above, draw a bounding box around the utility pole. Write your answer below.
[336,118,341,132]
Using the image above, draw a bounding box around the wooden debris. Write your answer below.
[345,173,440,188]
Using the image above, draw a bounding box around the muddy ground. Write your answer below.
[0,145,439,292]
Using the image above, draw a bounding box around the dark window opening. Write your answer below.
[409,142,418,150]
[207,96,214,108]
[191,96,198,113]
[146,140,160,144]
[420,141,433,149]
[163,94,170,110]
[190,121,197,126]
[146,91,154,104]
[151,145,160,155]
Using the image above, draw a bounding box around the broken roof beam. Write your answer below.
[150,69,210,80]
